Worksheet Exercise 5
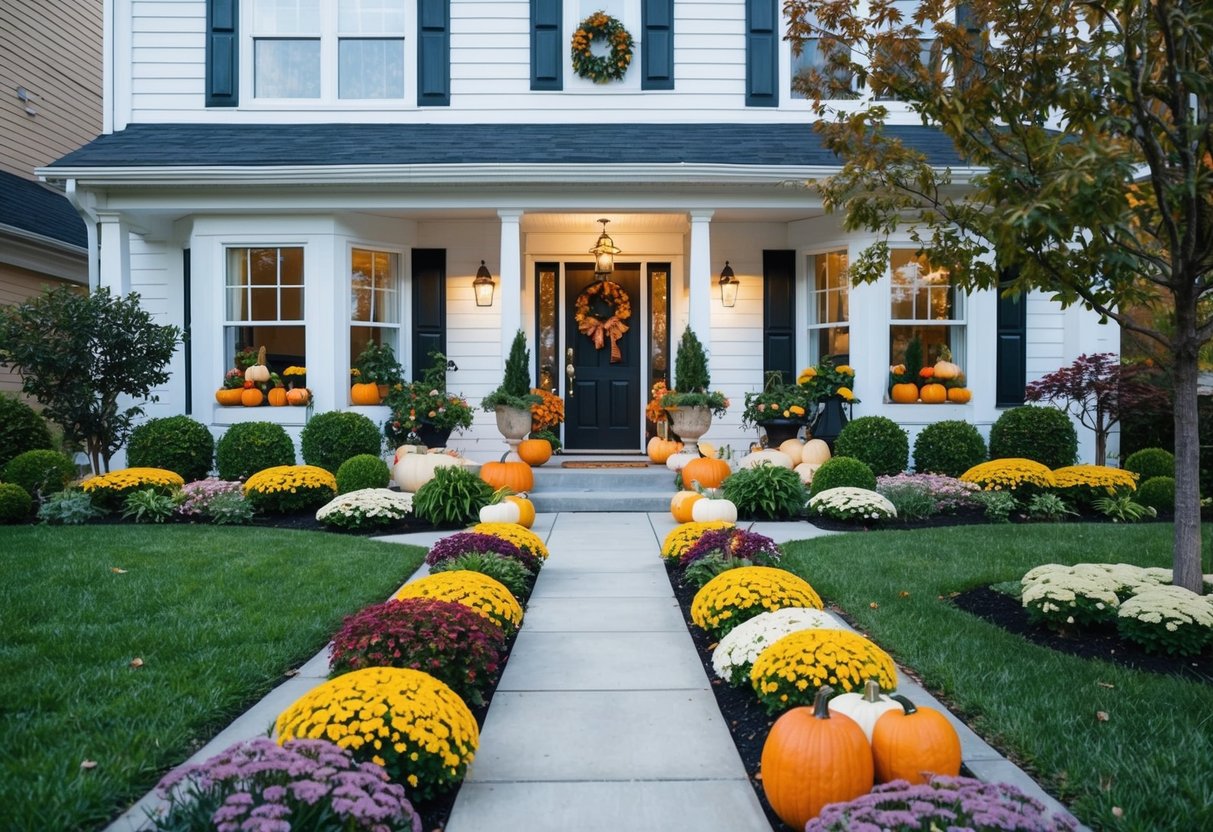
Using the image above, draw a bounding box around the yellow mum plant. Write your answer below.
[691,566,823,638]
[471,522,550,561]
[750,628,898,713]
[243,464,337,514]
[960,458,1056,492]
[81,467,184,507]
[274,666,478,800]
[660,521,735,560]
[1052,464,1138,498]
[394,570,524,634]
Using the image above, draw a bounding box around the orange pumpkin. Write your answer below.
[215,388,243,406]
[682,457,730,490]
[286,387,311,406]
[919,382,947,404]
[761,686,874,829]
[670,490,703,523]
[350,382,381,406]
[480,460,534,494]
[947,386,972,404]
[240,388,264,407]
[890,382,919,404]
[647,436,684,465]
[267,387,288,406]
[504,494,536,529]
[518,438,553,466]
[871,694,962,785]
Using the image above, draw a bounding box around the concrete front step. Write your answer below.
[528,463,676,512]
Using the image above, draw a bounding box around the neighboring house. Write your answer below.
[1,0,102,395]
[40,0,1116,462]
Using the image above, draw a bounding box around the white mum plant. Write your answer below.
[1021,565,1120,630]
[711,607,844,686]
[1118,584,1213,656]
[808,487,897,522]
[316,488,413,530]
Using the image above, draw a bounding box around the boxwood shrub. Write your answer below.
[335,453,391,494]
[126,415,214,482]
[0,394,53,470]
[3,449,77,499]
[0,482,33,523]
[833,416,909,477]
[1123,447,1174,482]
[1136,475,1175,513]
[300,411,383,473]
[809,456,877,496]
[988,406,1077,468]
[215,422,296,481]
[914,420,988,478]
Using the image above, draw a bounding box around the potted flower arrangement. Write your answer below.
[530,387,565,452]
[659,328,729,444]
[797,357,857,447]
[481,331,543,457]
[384,352,474,449]
[352,341,403,405]
[742,371,811,446]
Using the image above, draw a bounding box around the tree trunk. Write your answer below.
[1171,351,1204,594]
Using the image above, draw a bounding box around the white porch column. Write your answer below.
[498,209,524,356]
[96,211,131,295]
[687,210,714,351]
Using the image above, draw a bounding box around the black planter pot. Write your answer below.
[810,397,850,450]
[758,418,805,448]
[415,422,453,448]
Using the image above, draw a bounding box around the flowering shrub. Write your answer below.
[805,775,1079,832]
[242,465,337,514]
[430,552,534,600]
[531,387,565,432]
[808,486,898,522]
[393,570,523,635]
[1020,564,1120,629]
[470,522,550,562]
[328,598,506,706]
[679,527,782,587]
[274,667,478,801]
[1118,585,1213,656]
[711,607,844,686]
[877,473,979,515]
[660,520,735,561]
[426,531,541,573]
[177,478,243,517]
[316,488,413,530]
[690,566,824,638]
[150,737,422,832]
[960,458,1056,494]
[1052,464,1138,494]
[81,467,184,508]
[750,628,898,712]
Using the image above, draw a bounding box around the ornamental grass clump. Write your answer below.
[316,488,413,530]
[413,466,494,527]
[328,598,506,706]
[81,466,184,509]
[1117,585,1213,656]
[470,522,551,562]
[711,607,844,686]
[691,566,823,639]
[660,520,735,561]
[808,486,898,522]
[149,737,422,832]
[429,552,534,600]
[750,627,898,712]
[393,570,523,635]
[960,458,1056,495]
[1020,564,1121,630]
[243,465,337,514]
[426,531,541,573]
[274,667,478,801]
[679,527,782,587]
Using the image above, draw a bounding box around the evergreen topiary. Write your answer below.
[0,394,53,470]
[674,328,711,392]
[300,411,383,473]
[215,422,295,481]
[988,405,1077,468]
[833,416,909,476]
[126,415,214,481]
[335,453,391,494]
[482,330,541,411]
[914,420,988,478]
[809,456,877,495]
[0,482,33,523]
[3,449,77,499]
[1123,447,1174,482]
[1136,475,1175,513]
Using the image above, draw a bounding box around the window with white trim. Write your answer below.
[788,9,855,101]
[350,247,401,376]
[889,249,965,371]
[225,246,306,371]
[807,250,850,364]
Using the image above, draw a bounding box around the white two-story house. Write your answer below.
[40,0,1116,461]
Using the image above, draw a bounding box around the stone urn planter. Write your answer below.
[495,405,533,461]
[665,405,712,445]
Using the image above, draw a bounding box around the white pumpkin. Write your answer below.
[738,449,794,470]
[479,501,521,525]
[794,462,822,484]
[393,453,463,493]
[393,444,425,464]
[691,496,738,523]
[778,438,805,463]
[801,438,832,465]
[827,679,904,741]
[666,451,700,471]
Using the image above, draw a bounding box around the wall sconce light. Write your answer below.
[589,218,621,279]
[473,260,495,307]
[718,261,739,307]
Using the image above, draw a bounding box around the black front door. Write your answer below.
[563,263,642,451]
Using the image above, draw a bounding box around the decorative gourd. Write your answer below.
[682,457,731,490]
[778,438,805,463]
[918,382,947,404]
[761,686,874,829]
[670,490,703,523]
[267,387,288,406]
[691,495,737,523]
[518,438,553,466]
[890,382,920,404]
[350,382,382,406]
[794,462,822,485]
[947,387,972,404]
[215,388,243,406]
[393,453,463,492]
[738,449,794,470]
[871,694,962,785]
[801,439,832,465]
[647,436,684,465]
[286,387,311,406]
[932,347,961,380]
[504,494,536,529]
[244,346,270,383]
[666,451,700,472]
[828,679,905,741]
[240,387,264,407]
[479,500,522,525]
[480,460,535,494]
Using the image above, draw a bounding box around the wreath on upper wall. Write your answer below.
[571,11,634,83]
[575,280,632,362]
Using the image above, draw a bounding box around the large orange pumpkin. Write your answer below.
[670,490,703,523]
[480,460,534,494]
[286,387,311,406]
[947,387,972,404]
[761,685,874,829]
[647,436,684,465]
[350,382,381,405]
[241,388,264,407]
[504,494,536,529]
[267,387,288,406]
[890,382,919,404]
[215,388,243,406]
[919,382,947,404]
[682,457,730,490]
[871,694,962,785]
[517,438,553,466]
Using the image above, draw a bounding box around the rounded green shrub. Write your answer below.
[988,405,1077,468]
[1136,475,1175,513]
[1124,447,1174,482]
[0,482,33,523]
[722,464,809,520]
[809,455,877,496]
[3,449,77,498]
[300,411,383,473]
[0,394,53,471]
[833,416,909,476]
[336,453,391,494]
[215,422,296,481]
[126,415,214,481]
[913,420,988,478]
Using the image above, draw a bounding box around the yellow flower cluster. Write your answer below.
[282,366,306,376]
[691,566,824,638]
[660,521,735,561]
[394,570,524,634]
[1052,465,1138,495]
[244,465,337,496]
[274,666,478,801]
[472,522,550,561]
[750,628,898,712]
[959,458,1056,492]
[82,467,184,506]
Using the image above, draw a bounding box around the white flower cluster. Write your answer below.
[808,487,897,521]
[316,488,413,528]
[1118,585,1213,631]
[1021,564,1121,624]
[711,607,844,686]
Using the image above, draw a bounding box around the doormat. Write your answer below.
[560,461,651,469]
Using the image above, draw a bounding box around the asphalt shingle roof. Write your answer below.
[0,170,87,248]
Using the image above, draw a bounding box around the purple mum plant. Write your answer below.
[425,531,540,572]
[680,527,782,568]
[150,737,422,832]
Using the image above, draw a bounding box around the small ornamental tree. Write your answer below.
[674,328,711,393]
[482,330,541,411]
[1026,353,1163,466]
[0,287,182,475]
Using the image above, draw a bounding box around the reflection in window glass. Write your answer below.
[536,267,558,391]
[255,39,321,98]
[339,39,404,98]
[807,251,849,364]
[889,249,965,369]
[350,248,400,380]
[224,247,306,371]
[649,268,669,381]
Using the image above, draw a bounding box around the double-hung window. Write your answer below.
[789,10,855,101]
[350,247,401,373]
[225,246,306,371]
[889,249,965,372]
[807,250,850,364]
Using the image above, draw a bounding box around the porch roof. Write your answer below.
[0,170,87,249]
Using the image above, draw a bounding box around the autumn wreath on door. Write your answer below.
[575,279,632,363]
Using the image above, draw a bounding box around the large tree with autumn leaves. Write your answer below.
[784,0,1211,592]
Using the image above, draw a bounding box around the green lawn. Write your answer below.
[781,523,1213,832]
[0,525,426,832]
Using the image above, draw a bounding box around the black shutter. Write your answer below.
[746,0,778,107]
[531,0,562,90]
[995,270,1027,407]
[642,0,674,90]
[417,0,450,106]
[412,250,447,379]
[205,0,239,107]
[763,250,796,383]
